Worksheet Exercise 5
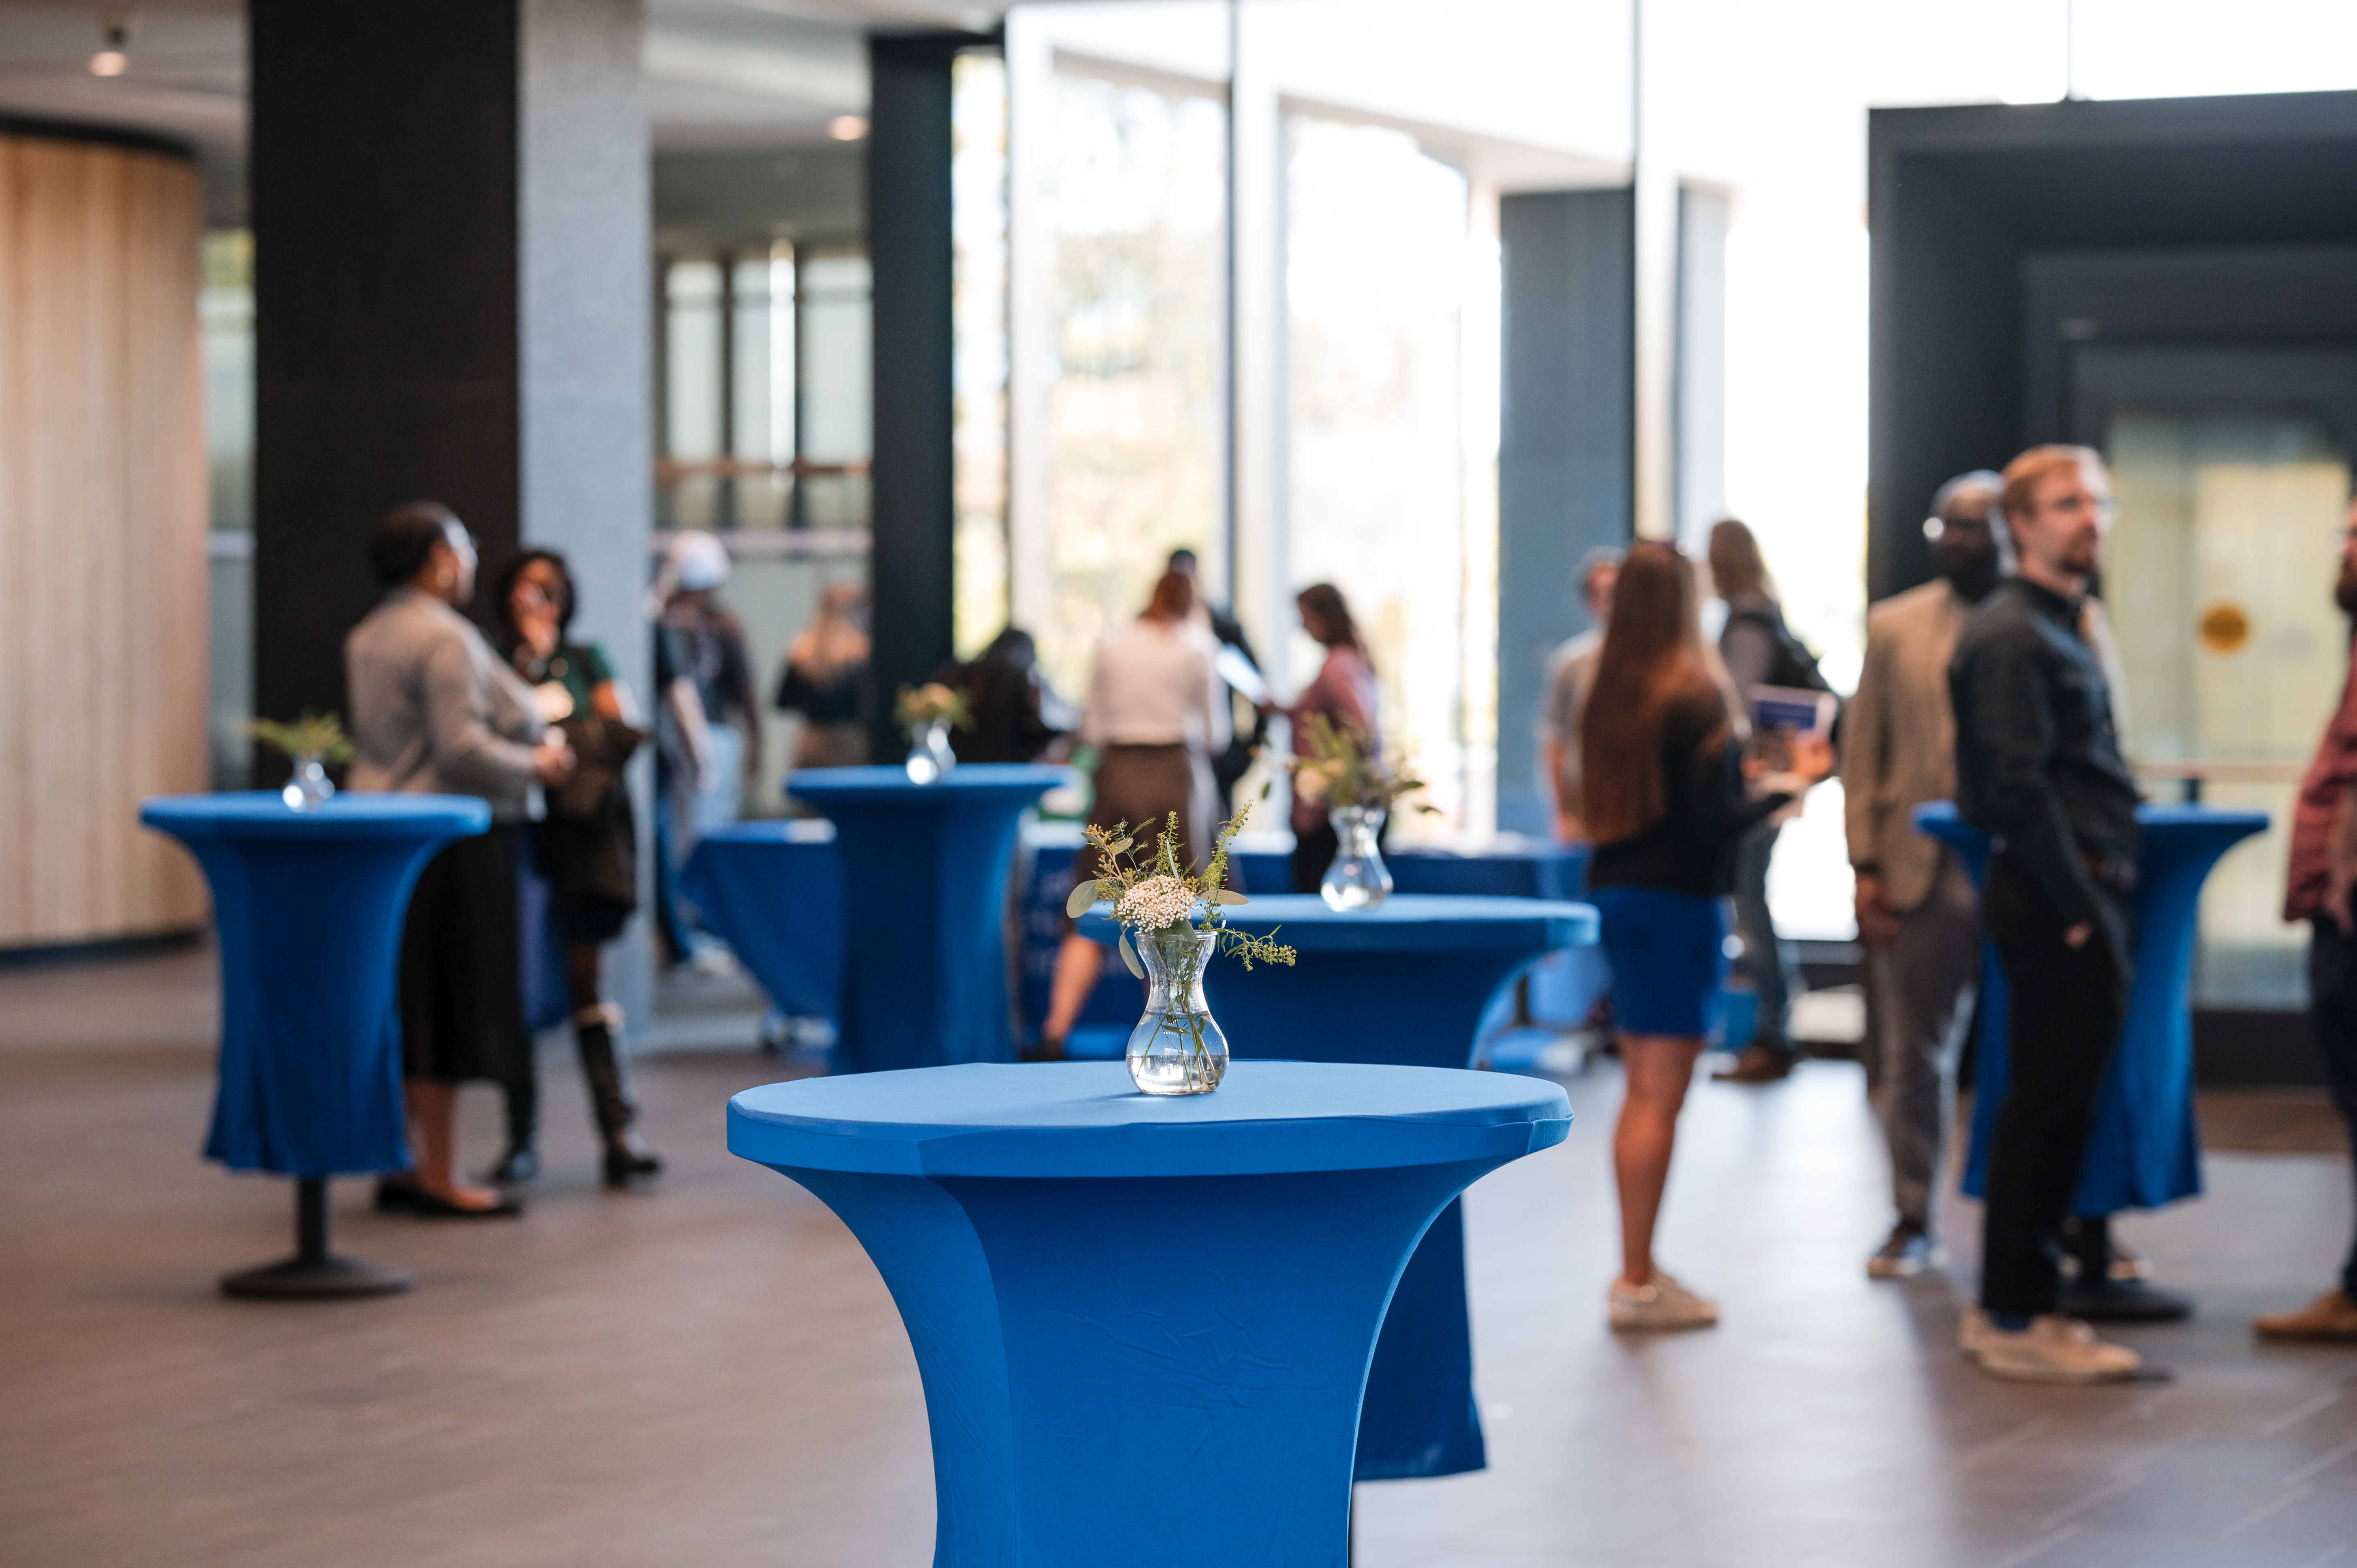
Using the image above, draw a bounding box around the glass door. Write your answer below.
[2074,347,2357,1008]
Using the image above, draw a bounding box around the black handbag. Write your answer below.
[534,713,646,919]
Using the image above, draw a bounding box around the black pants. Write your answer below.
[1979,855,2133,1318]
[2308,916,2357,1299]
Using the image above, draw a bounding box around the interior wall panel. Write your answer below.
[0,131,209,947]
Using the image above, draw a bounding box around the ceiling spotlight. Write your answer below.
[828,115,869,142]
[89,18,132,77]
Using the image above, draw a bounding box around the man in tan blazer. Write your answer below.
[1843,471,2007,1277]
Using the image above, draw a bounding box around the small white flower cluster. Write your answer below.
[1115,874,1199,931]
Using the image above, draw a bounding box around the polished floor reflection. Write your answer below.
[3,945,2353,1567]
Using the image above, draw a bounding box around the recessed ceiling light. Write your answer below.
[89,18,132,76]
[828,115,869,142]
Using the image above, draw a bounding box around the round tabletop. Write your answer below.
[783,763,1072,806]
[141,791,490,840]
[1177,893,1596,950]
[729,1060,1571,1179]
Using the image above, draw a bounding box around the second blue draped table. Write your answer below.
[731,1060,1571,1567]
[782,764,1068,1072]
[139,791,491,1297]
[1084,893,1595,1480]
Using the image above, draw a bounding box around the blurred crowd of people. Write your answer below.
[331,447,2357,1383]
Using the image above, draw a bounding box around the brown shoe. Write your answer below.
[2255,1290,2357,1342]
[1713,1043,1794,1084]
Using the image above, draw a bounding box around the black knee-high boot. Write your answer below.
[576,1005,662,1187]
[492,1071,540,1183]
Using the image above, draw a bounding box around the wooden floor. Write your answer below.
[5,945,2357,1568]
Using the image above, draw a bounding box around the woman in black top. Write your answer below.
[1581,541,1829,1331]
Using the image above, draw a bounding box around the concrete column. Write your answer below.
[1495,187,1633,837]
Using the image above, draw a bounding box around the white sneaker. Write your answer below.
[1609,1270,1720,1332]
[1976,1314,2141,1384]
[1958,1304,1992,1362]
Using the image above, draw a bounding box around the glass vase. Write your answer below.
[1125,923,1228,1096]
[904,719,956,784]
[1320,804,1392,911]
[281,754,335,811]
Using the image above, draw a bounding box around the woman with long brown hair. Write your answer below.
[1034,569,1227,1057]
[1582,541,1830,1330]
[1281,583,1381,893]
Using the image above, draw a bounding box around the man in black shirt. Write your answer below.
[1948,445,2143,1384]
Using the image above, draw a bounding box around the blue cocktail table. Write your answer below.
[1915,802,2268,1217]
[784,765,1069,1072]
[681,818,845,1023]
[140,791,491,1298]
[729,1060,1570,1567]
[1083,894,1594,1481]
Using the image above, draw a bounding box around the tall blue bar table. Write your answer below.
[681,818,845,1023]
[784,765,1068,1072]
[729,1060,1571,1568]
[1085,895,1594,1481]
[1914,804,2268,1256]
[140,792,491,1298]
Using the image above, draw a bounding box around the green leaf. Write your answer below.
[1209,888,1248,905]
[1109,837,1134,855]
[1119,931,1144,979]
[1065,879,1101,918]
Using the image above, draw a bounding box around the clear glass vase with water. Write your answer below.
[904,719,956,784]
[1125,923,1229,1096]
[281,755,335,811]
[1320,804,1392,911]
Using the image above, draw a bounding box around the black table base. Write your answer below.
[221,1177,412,1300]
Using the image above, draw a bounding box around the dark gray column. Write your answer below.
[1496,187,1634,837]
[252,0,652,1004]
[866,32,964,761]
[252,0,649,721]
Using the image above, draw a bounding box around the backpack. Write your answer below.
[1724,603,1844,743]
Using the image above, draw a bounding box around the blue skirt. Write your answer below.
[1590,885,1726,1038]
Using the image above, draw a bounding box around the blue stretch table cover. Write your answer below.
[680,819,844,1019]
[1082,894,1593,1481]
[140,792,491,1176]
[784,765,1067,1073]
[1915,802,2268,1214]
[730,1060,1569,1567]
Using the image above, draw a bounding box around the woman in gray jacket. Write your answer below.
[346,502,573,1217]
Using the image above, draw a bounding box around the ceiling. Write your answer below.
[0,0,976,223]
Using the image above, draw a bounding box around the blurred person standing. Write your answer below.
[1950,445,2144,1384]
[488,549,663,1189]
[776,582,871,774]
[1540,546,1623,842]
[1842,472,2006,1278]
[1280,583,1382,894]
[945,627,1074,765]
[346,502,572,1218]
[1035,571,1227,1057]
[1584,541,1831,1331]
[1168,547,1268,813]
[649,532,758,966]
[1708,518,1833,1083]
[2256,495,2357,1344]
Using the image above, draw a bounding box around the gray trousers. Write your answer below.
[1733,820,1801,1051]
[1868,852,1980,1226]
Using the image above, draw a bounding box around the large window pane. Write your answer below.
[1035,70,1226,702]
[1286,116,1470,833]
[798,252,874,532]
[954,49,1011,657]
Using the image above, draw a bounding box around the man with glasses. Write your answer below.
[1949,445,2144,1382]
[1844,472,2005,1279]
[2256,498,2357,1343]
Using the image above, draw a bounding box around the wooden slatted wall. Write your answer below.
[0,132,209,947]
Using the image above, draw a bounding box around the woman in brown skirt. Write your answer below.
[1034,570,1228,1057]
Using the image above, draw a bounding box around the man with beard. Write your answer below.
[1842,471,2006,1279]
[1950,445,2144,1383]
[2256,497,2357,1342]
